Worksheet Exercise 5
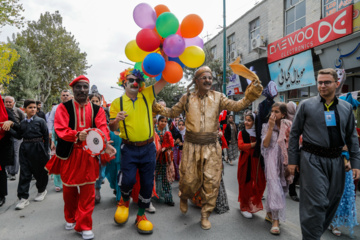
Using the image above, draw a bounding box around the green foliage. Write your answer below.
[3,43,41,101]
[0,42,19,89]
[145,78,186,107]
[12,11,89,105]
[0,0,25,29]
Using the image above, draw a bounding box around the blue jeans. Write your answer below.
[95,165,106,189]
[119,142,156,209]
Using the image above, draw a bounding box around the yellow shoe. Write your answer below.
[114,198,129,225]
[135,214,153,234]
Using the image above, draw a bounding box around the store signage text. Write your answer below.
[268,5,353,63]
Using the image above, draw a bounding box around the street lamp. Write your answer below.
[119,60,134,66]
[223,0,227,95]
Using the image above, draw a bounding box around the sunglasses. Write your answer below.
[127,78,141,84]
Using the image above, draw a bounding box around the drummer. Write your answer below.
[45,76,116,240]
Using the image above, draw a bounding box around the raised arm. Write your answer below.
[152,94,186,119]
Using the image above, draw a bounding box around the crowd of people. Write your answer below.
[0,66,360,240]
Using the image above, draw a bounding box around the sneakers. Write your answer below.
[34,190,47,202]
[135,214,153,234]
[15,198,30,210]
[114,198,130,225]
[78,230,94,240]
[65,222,76,230]
[240,211,253,219]
[146,202,156,213]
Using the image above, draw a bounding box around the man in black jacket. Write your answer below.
[224,114,238,165]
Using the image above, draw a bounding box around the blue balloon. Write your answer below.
[168,57,185,68]
[143,53,165,76]
[155,73,162,81]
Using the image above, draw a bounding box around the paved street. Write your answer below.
[1,160,359,240]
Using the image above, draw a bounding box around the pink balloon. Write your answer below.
[163,34,185,58]
[133,3,157,29]
[184,36,204,49]
[176,25,182,36]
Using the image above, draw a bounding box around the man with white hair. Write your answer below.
[4,96,25,180]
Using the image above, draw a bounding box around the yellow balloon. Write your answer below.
[179,46,205,68]
[125,40,149,62]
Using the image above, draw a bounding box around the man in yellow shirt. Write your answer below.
[109,68,166,234]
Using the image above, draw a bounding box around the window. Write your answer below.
[210,46,217,59]
[227,34,235,61]
[285,0,306,35]
[322,0,353,17]
[249,18,260,40]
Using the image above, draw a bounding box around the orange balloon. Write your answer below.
[162,61,183,84]
[154,4,170,17]
[181,14,203,38]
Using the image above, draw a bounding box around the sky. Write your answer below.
[0,0,259,102]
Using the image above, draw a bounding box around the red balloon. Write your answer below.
[142,62,158,77]
[176,24,182,36]
[136,29,161,52]
[162,61,183,84]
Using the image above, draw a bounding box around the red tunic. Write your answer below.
[237,131,266,213]
[45,101,110,186]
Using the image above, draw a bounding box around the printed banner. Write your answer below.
[226,74,242,96]
[268,50,316,92]
[268,5,353,63]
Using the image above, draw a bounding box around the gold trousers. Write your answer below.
[179,140,222,215]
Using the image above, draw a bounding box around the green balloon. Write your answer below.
[134,61,149,79]
[156,12,179,38]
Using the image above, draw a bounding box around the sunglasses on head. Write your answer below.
[127,78,141,84]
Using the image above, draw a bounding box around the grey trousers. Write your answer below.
[6,138,22,175]
[299,150,345,240]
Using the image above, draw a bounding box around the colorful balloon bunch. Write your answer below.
[125,3,205,84]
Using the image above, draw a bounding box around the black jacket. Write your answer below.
[0,109,20,167]
[224,123,238,145]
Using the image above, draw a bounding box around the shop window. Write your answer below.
[285,0,306,35]
[322,0,353,18]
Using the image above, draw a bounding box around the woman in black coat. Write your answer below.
[0,108,20,206]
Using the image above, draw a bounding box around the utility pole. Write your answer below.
[222,0,227,95]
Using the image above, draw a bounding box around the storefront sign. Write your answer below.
[268,5,353,63]
[226,74,242,96]
[354,1,360,32]
[268,50,316,92]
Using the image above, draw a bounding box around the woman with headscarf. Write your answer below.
[237,112,266,219]
[0,95,20,207]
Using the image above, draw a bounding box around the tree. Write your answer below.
[0,0,25,29]
[3,42,41,101]
[0,42,19,90]
[12,11,89,104]
[145,78,186,107]
[183,46,232,92]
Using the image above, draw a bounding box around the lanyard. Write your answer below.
[324,101,334,112]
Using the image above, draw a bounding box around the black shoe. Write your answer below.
[166,201,175,206]
[290,195,300,202]
[0,197,5,207]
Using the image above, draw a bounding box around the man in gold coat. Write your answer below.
[153,64,263,230]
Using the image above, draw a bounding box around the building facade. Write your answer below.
[205,0,360,124]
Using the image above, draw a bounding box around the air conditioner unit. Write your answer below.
[251,34,264,51]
